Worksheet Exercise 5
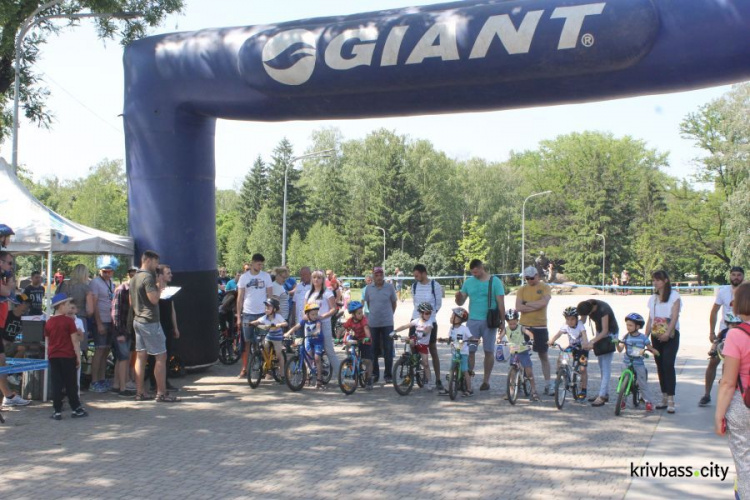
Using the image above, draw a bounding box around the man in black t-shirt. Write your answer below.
[23,271,45,316]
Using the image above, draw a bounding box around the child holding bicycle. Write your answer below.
[393,302,434,391]
[439,307,473,396]
[548,306,589,401]
[503,309,539,401]
[618,312,659,412]
[285,302,325,388]
[342,301,374,390]
[250,298,288,379]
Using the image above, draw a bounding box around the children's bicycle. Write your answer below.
[338,336,369,395]
[390,333,426,396]
[502,341,534,405]
[247,326,283,388]
[439,337,468,400]
[552,343,585,410]
[614,341,654,416]
[218,322,243,365]
[284,331,332,391]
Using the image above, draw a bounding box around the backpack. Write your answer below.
[411,279,437,302]
[735,323,750,409]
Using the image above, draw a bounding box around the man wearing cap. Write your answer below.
[364,266,397,384]
[516,266,553,395]
[455,259,505,391]
[89,258,118,393]
[23,271,45,316]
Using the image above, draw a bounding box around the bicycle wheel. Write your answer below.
[219,339,239,365]
[507,366,520,405]
[448,363,459,401]
[571,370,581,401]
[523,376,532,397]
[632,377,641,408]
[339,359,358,395]
[285,355,306,392]
[415,357,425,388]
[248,345,263,389]
[615,372,631,416]
[320,353,332,384]
[392,358,414,396]
[554,369,567,410]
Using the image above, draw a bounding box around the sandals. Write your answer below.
[530,393,540,402]
[238,370,247,379]
[591,396,607,407]
[134,393,153,401]
[155,393,180,403]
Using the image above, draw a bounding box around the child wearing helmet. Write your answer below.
[393,302,435,390]
[285,303,326,388]
[618,313,660,412]
[548,306,590,401]
[342,301,374,390]
[439,307,473,396]
[502,308,540,401]
[700,312,743,406]
[250,298,289,379]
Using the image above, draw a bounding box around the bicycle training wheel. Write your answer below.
[615,372,631,416]
[554,369,567,410]
[507,366,520,405]
[392,358,414,396]
[338,359,358,395]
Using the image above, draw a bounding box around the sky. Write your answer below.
[0,0,737,190]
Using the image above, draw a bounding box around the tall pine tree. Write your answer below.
[239,155,267,228]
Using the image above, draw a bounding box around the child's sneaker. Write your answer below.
[2,393,30,406]
[90,381,108,393]
[71,407,88,418]
[435,380,444,391]
[645,402,654,412]
[426,383,434,392]
[50,412,62,421]
[621,400,627,410]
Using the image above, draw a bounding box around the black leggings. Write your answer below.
[652,331,680,396]
[50,357,81,413]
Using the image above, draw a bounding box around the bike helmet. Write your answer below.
[451,307,469,323]
[624,312,645,328]
[725,312,742,325]
[0,224,14,236]
[417,302,434,313]
[264,297,280,311]
[563,306,578,318]
[347,300,364,313]
[304,303,320,313]
[505,308,520,321]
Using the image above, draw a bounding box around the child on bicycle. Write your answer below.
[393,302,434,390]
[250,298,288,380]
[438,307,473,396]
[502,309,539,401]
[548,306,589,401]
[342,301,374,390]
[285,302,325,388]
[618,312,659,412]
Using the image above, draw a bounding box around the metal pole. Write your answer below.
[281,149,333,265]
[375,226,386,267]
[596,233,606,290]
[520,191,552,277]
[11,4,141,174]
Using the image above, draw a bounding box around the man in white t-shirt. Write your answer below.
[701,266,744,406]
[236,254,272,376]
[292,267,312,325]
[411,264,443,390]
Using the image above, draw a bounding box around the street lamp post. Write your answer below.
[12,0,140,174]
[520,190,552,276]
[596,233,606,290]
[281,149,333,265]
[375,226,386,267]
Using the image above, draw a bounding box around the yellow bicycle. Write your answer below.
[247,325,283,389]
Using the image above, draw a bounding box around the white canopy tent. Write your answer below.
[0,157,134,283]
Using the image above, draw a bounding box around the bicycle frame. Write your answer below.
[616,363,637,394]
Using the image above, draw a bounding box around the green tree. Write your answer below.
[0,0,184,142]
[285,230,308,275]
[419,243,453,277]
[300,222,350,272]
[224,213,249,273]
[266,138,301,235]
[455,217,489,272]
[246,205,281,268]
[299,128,347,231]
[239,155,267,228]
[384,249,416,277]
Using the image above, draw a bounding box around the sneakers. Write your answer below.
[543,382,554,396]
[365,382,373,391]
[71,407,88,418]
[645,402,654,412]
[656,393,668,410]
[426,383,435,392]
[435,380,444,391]
[698,395,711,407]
[384,377,393,385]
[3,393,31,407]
[124,381,137,391]
[50,412,62,421]
[621,400,627,410]
[462,390,474,397]
[479,382,490,391]
[589,395,608,403]
[667,396,675,414]
[90,381,109,393]
[118,389,137,397]
[591,396,607,407]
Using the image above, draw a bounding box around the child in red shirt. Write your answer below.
[45,293,87,420]
[343,301,373,390]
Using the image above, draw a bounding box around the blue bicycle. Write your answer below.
[338,336,370,395]
[284,330,332,391]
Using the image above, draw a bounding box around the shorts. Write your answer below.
[514,350,533,369]
[305,338,325,356]
[460,353,469,372]
[242,313,264,343]
[267,338,285,350]
[572,348,589,366]
[359,343,374,361]
[467,319,497,353]
[112,336,131,361]
[414,343,429,355]
[133,321,167,356]
[523,326,549,353]
[93,322,114,348]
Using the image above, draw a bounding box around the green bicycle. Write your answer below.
[614,340,658,416]
[438,337,468,400]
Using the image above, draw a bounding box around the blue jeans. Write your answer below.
[371,326,394,381]
[596,351,614,397]
[241,313,264,343]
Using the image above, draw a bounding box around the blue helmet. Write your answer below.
[625,312,645,328]
[0,224,14,236]
[347,301,364,313]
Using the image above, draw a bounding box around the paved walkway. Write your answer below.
[0,294,738,499]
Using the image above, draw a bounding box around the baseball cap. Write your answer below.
[523,266,539,278]
[373,267,384,274]
[51,293,72,308]
[128,266,139,272]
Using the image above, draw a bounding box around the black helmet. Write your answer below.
[417,302,434,313]
[264,298,281,311]
[624,312,645,328]
[505,309,520,320]
[563,307,578,318]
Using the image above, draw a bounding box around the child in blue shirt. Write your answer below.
[285,302,325,388]
[617,313,660,412]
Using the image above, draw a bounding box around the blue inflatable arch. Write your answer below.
[124,0,750,367]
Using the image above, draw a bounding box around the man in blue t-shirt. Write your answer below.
[455,259,505,391]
